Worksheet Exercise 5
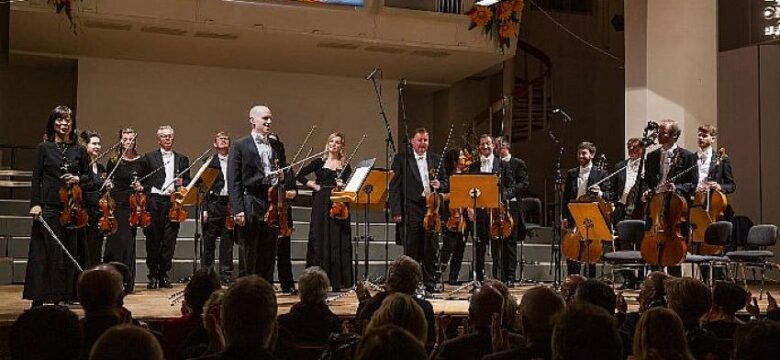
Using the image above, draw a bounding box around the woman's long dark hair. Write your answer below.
[44,105,77,143]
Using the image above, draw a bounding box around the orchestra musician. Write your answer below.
[227,105,286,283]
[389,127,448,293]
[696,124,735,216]
[78,130,106,270]
[201,132,236,285]
[468,134,516,282]
[611,138,644,225]
[25,105,93,307]
[562,141,610,278]
[268,132,297,294]
[140,125,191,289]
[438,149,471,285]
[495,137,529,287]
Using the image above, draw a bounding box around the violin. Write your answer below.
[640,151,690,267]
[58,158,89,229]
[168,190,189,223]
[98,189,118,234]
[266,159,293,237]
[690,148,729,255]
[330,134,367,221]
[128,174,152,228]
[423,124,454,234]
[446,149,473,233]
[225,200,235,230]
[489,201,514,239]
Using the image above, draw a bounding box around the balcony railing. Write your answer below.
[384,0,474,15]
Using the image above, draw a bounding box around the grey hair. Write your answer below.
[299,266,330,304]
[157,125,174,136]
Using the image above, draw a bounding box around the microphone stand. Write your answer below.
[548,126,566,288]
[368,70,397,284]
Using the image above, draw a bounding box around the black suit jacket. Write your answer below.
[562,165,610,225]
[503,156,529,198]
[644,146,698,198]
[141,149,191,193]
[468,156,517,202]
[703,151,736,194]
[203,154,228,199]
[388,151,449,220]
[227,135,286,218]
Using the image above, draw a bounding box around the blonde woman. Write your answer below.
[365,293,427,344]
[632,307,694,360]
[296,133,352,291]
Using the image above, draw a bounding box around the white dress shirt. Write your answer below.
[415,152,430,196]
[252,131,276,186]
[480,154,495,173]
[620,158,641,204]
[152,149,175,195]
[576,163,592,198]
[697,147,713,186]
[218,153,229,196]
[660,144,678,183]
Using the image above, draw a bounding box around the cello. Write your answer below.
[690,148,729,255]
[562,155,613,264]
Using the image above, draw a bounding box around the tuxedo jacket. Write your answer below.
[562,165,610,225]
[227,135,286,218]
[503,156,529,197]
[644,146,698,199]
[468,157,517,203]
[141,149,191,194]
[388,151,449,221]
[702,150,736,194]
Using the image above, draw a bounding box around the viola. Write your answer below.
[128,174,152,228]
[489,201,514,239]
[265,160,293,237]
[58,159,89,229]
[98,190,119,234]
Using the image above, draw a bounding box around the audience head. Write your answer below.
[551,304,622,360]
[639,272,671,312]
[202,289,225,329]
[518,286,566,345]
[221,275,278,348]
[299,266,330,304]
[184,268,221,317]
[711,281,747,317]
[665,278,712,327]
[366,293,427,344]
[89,324,163,360]
[103,262,133,298]
[561,274,586,305]
[734,321,780,360]
[78,266,124,314]
[574,279,617,314]
[386,256,422,295]
[484,279,519,330]
[632,307,693,360]
[355,325,427,360]
[10,305,81,360]
[469,284,504,328]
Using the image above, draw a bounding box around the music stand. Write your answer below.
[180,166,219,276]
[446,173,499,299]
[567,202,612,272]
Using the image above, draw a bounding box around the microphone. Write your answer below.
[398,78,407,94]
[552,108,572,123]
[365,68,379,80]
[548,130,560,144]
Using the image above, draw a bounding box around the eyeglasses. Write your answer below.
[54,118,72,124]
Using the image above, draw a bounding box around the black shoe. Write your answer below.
[30,300,44,308]
[159,277,173,289]
[506,280,516,288]
[147,278,158,290]
[282,287,298,295]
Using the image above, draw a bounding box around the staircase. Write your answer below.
[510,40,553,144]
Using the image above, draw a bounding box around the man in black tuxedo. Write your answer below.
[141,125,191,289]
[201,132,235,284]
[389,127,448,292]
[227,105,286,283]
[495,137,529,286]
[611,138,644,225]
[468,134,516,282]
[695,125,735,207]
[562,141,609,277]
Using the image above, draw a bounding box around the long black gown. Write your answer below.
[104,156,146,291]
[24,140,92,303]
[296,158,353,290]
[78,162,105,270]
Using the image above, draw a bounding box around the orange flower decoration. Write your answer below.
[513,0,525,13]
[469,6,493,27]
[497,1,514,21]
[499,21,517,39]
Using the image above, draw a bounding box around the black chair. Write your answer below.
[726,224,778,298]
[520,197,542,233]
[684,221,732,286]
[603,220,646,288]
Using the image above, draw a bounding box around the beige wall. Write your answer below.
[76,57,398,165]
[759,45,780,229]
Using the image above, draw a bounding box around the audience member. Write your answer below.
[194,275,278,360]
[665,277,723,360]
[276,267,341,359]
[702,281,746,340]
[181,289,226,359]
[366,293,427,343]
[733,321,780,360]
[485,286,565,360]
[355,325,427,360]
[89,324,163,360]
[560,274,586,305]
[162,268,221,360]
[619,271,671,357]
[9,305,82,360]
[484,279,520,332]
[551,304,622,360]
[632,307,694,360]
[78,266,126,359]
[574,279,617,314]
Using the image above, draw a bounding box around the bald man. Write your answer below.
[228,105,287,282]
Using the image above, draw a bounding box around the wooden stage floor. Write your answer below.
[0,283,775,325]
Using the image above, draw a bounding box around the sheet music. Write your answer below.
[344,158,376,193]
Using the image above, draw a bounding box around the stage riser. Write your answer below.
[8,259,579,284]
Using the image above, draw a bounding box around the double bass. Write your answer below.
[690,148,729,255]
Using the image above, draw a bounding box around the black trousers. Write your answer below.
[439,225,469,283]
[202,196,235,279]
[403,219,439,289]
[237,215,277,283]
[277,235,293,289]
[143,195,180,280]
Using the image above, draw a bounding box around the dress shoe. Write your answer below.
[506,280,516,288]
[282,287,298,295]
[146,278,158,289]
[158,277,173,289]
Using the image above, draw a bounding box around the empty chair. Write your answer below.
[685,221,733,285]
[603,220,646,288]
[726,224,778,298]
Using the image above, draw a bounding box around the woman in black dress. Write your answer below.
[25,105,92,307]
[104,128,145,292]
[296,133,353,291]
[78,130,106,270]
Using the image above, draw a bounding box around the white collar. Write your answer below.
[662,144,678,153]
[698,146,713,159]
[501,154,511,161]
[481,154,495,162]
[218,153,228,160]
[160,148,173,156]
[252,131,269,143]
[579,163,593,172]
[414,152,427,160]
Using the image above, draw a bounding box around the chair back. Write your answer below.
[521,197,542,224]
[746,224,779,248]
[615,220,644,244]
[705,221,733,247]
[731,215,754,247]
